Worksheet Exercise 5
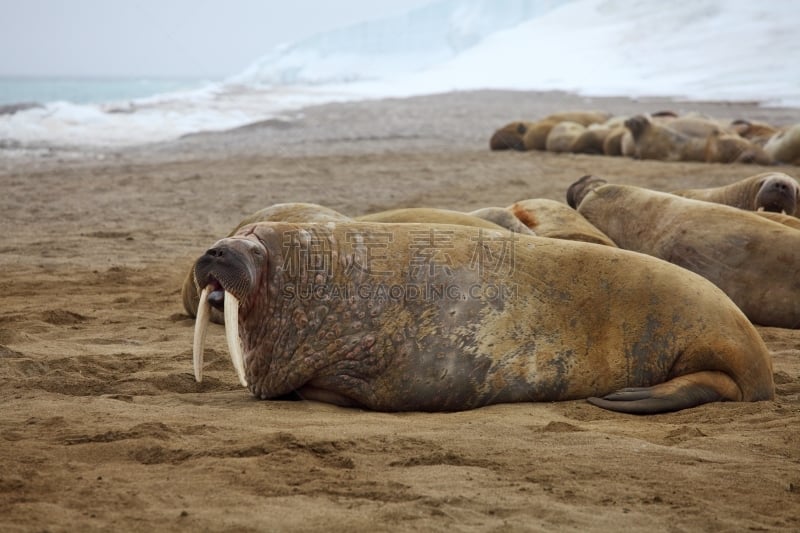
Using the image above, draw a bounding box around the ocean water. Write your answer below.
[0,77,214,106]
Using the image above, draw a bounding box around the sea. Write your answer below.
[0,77,214,106]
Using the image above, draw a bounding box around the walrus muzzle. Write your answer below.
[191,237,267,387]
[757,178,798,214]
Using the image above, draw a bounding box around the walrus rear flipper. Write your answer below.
[586,371,741,414]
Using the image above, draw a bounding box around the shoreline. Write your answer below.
[2,89,800,160]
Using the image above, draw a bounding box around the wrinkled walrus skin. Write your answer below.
[191,220,774,414]
[571,179,800,328]
[184,204,535,321]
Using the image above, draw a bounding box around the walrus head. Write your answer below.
[567,175,608,208]
[192,234,268,387]
[624,115,651,140]
[756,174,799,214]
[489,121,528,151]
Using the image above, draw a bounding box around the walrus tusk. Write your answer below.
[224,291,248,387]
[192,286,211,383]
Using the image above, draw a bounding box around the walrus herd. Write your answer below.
[490,110,800,166]
[183,167,800,415]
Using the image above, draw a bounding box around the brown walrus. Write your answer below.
[620,129,636,157]
[521,118,560,151]
[672,172,799,215]
[507,198,616,246]
[519,112,613,151]
[625,115,771,164]
[703,132,774,165]
[624,115,707,162]
[489,121,534,151]
[545,121,586,153]
[569,175,800,328]
[764,123,800,165]
[191,220,773,413]
[755,211,800,230]
[730,119,780,146]
[571,125,612,155]
[602,126,629,156]
[653,115,725,138]
[181,202,352,322]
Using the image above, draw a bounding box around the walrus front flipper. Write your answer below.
[586,371,741,414]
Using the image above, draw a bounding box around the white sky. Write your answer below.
[0,0,434,77]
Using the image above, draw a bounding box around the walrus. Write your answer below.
[764,123,800,165]
[653,115,725,138]
[625,115,771,164]
[181,202,352,322]
[603,126,629,156]
[489,121,533,151]
[191,220,774,413]
[624,115,706,162]
[620,129,636,157]
[545,121,586,153]
[569,176,800,328]
[521,118,560,151]
[522,113,613,151]
[356,207,533,234]
[704,132,774,165]
[571,124,612,155]
[730,119,780,146]
[507,198,616,246]
[755,211,800,230]
[672,172,799,215]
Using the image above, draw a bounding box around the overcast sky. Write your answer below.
[0,0,434,78]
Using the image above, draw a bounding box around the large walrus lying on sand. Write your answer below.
[569,175,800,328]
[190,220,774,414]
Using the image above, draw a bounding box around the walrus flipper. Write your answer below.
[586,371,741,414]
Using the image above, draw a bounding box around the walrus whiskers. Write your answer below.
[223,291,248,387]
[192,286,211,382]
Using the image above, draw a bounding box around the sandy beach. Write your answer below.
[1,89,799,532]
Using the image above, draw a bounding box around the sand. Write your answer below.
[1,90,799,532]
